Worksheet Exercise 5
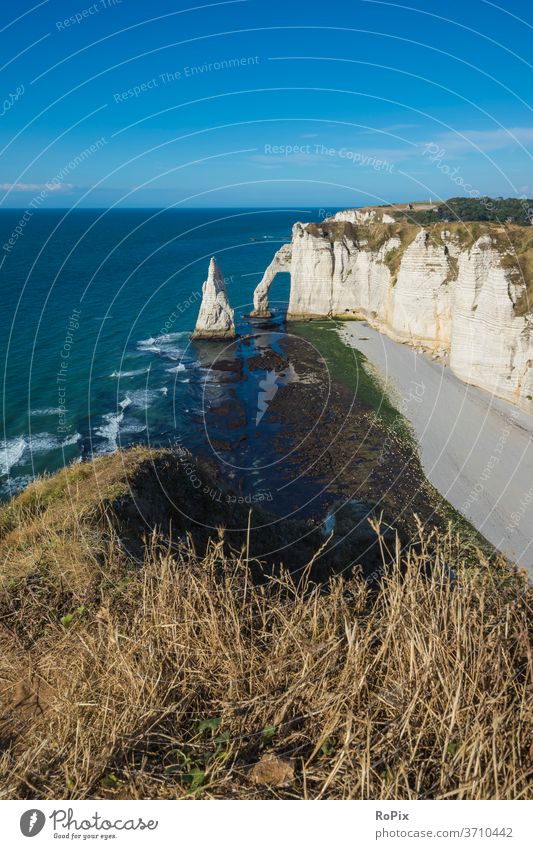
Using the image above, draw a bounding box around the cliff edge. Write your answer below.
[253,213,533,409]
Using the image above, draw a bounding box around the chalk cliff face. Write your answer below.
[192,257,236,340]
[332,207,396,225]
[252,219,533,409]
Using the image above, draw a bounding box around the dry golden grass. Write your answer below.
[0,472,531,800]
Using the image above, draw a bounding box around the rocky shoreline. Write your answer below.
[196,319,490,572]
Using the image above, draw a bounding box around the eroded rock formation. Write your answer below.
[250,243,292,317]
[192,257,236,340]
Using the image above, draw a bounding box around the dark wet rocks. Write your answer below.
[247,350,290,372]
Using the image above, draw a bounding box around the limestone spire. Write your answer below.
[191,257,236,340]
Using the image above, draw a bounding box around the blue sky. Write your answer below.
[0,0,531,207]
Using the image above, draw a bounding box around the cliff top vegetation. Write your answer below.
[390,197,533,227]
[0,448,531,800]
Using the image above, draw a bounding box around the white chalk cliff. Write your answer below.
[331,207,396,225]
[252,217,533,409]
[192,257,236,340]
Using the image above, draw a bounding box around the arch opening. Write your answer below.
[250,243,292,318]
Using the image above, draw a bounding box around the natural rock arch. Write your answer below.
[250,244,292,317]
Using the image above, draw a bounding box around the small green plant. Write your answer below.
[184,767,207,790]
[164,732,231,794]
[60,604,87,628]
[320,737,335,756]
[101,772,120,789]
[164,747,193,776]
[213,730,231,761]
[197,716,221,734]
[60,613,75,628]
[260,724,277,748]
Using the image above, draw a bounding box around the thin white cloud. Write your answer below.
[0,181,73,192]
[424,127,533,154]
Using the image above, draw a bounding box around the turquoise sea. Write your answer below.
[0,208,325,499]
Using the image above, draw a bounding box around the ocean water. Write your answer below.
[0,208,323,499]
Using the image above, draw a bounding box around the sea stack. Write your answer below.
[191,257,236,340]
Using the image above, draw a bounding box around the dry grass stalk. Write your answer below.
[0,511,531,800]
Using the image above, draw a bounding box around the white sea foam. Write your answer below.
[137,331,195,362]
[136,337,160,353]
[126,389,163,411]
[94,398,131,452]
[120,419,147,435]
[95,412,124,451]
[28,432,81,453]
[164,349,188,361]
[1,436,26,476]
[156,332,189,342]
[31,407,61,416]
[110,367,150,378]
[1,431,82,477]
[62,431,82,448]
